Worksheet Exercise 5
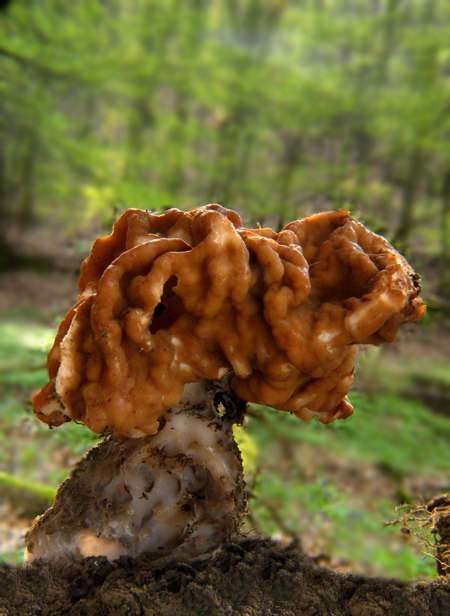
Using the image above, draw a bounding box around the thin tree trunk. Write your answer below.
[0,139,10,267]
[16,133,39,227]
[377,0,401,85]
[276,134,302,214]
[123,97,154,182]
[0,141,6,235]
[393,147,425,252]
[440,170,450,298]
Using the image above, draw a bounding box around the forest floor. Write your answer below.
[2,538,450,616]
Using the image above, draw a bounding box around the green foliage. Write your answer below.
[0,321,98,491]
[233,425,259,485]
[0,322,53,392]
[249,391,450,476]
[0,322,53,371]
[1,0,450,296]
[250,472,436,580]
[0,471,56,505]
[239,355,450,578]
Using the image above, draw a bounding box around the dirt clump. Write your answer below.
[1,538,450,615]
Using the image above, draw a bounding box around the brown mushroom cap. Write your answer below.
[32,205,426,437]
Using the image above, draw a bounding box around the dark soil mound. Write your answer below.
[1,538,449,615]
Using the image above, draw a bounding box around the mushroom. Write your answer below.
[25,205,426,563]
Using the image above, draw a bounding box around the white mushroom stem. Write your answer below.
[25,380,246,563]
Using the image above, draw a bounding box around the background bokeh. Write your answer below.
[1,0,449,578]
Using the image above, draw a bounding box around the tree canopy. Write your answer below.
[1,0,450,294]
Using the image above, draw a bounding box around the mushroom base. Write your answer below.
[25,382,247,563]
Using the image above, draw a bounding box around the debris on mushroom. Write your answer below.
[26,204,426,563]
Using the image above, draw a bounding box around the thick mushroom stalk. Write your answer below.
[26,205,425,563]
[26,380,246,563]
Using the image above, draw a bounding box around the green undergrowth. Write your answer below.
[0,322,53,390]
[236,379,450,579]
[357,346,450,408]
[0,396,98,483]
[245,392,450,476]
[247,473,435,580]
[236,390,450,578]
[0,320,98,490]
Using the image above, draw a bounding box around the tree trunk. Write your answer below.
[439,170,450,298]
[0,139,12,269]
[16,133,39,227]
[393,147,425,253]
[123,97,154,182]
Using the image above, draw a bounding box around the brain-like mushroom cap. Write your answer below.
[32,205,426,437]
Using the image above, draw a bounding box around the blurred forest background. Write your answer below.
[1,0,450,579]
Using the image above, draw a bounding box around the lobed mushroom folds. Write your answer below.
[32,205,426,437]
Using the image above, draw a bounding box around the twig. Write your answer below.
[387,502,450,574]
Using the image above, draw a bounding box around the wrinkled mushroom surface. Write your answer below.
[32,205,426,438]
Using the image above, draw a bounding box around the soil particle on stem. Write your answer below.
[1,538,450,616]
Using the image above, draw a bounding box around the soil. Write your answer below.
[1,538,449,616]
